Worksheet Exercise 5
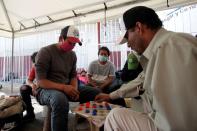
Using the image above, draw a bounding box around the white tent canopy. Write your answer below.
[1,0,197,92]
[1,0,197,37]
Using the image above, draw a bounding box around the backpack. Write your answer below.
[0,96,24,130]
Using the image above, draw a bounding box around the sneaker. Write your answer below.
[23,113,35,122]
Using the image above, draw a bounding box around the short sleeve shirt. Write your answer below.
[88,60,115,83]
[28,66,35,81]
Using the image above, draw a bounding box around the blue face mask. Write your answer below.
[98,55,108,62]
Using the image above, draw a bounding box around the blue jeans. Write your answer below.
[36,89,69,131]
[36,86,101,131]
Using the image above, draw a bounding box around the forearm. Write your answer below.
[100,77,114,89]
[87,76,97,87]
[26,79,36,87]
[110,72,144,99]
[70,77,78,90]
[110,84,142,99]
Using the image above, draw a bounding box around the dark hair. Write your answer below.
[31,52,38,63]
[123,6,162,30]
[98,46,110,56]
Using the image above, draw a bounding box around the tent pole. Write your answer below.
[11,32,14,93]
[1,0,15,93]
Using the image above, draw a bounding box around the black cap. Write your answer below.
[123,6,162,30]
[117,31,128,44]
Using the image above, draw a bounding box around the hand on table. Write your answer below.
[95,93,111,102]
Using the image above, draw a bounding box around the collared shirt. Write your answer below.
[110,72,144,99]
[141,28,197,130]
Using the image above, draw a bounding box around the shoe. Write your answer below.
[23,113,35,122]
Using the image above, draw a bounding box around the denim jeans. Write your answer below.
[36,86,101,131]
[36,89,69,131]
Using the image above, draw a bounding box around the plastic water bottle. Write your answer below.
[127,52,139,70]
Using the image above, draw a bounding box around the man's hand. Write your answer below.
[88,80,98,87]
[63,85,80,101]
[31,83,38,96]
[95,93,111,102]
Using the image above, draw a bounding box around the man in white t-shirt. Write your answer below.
[87,46,115,93]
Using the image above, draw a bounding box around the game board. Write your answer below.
[73,101,121,130]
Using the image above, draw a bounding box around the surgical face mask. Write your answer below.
[98,55,108,62]
[60,40,75,52]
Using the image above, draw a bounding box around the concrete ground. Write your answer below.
[1,82,143,131]
[0,82,44,131]
[0,82,89,131]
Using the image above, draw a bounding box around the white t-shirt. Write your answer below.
[88,60,115,84]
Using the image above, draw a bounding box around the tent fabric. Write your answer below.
[0,0,197,37]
